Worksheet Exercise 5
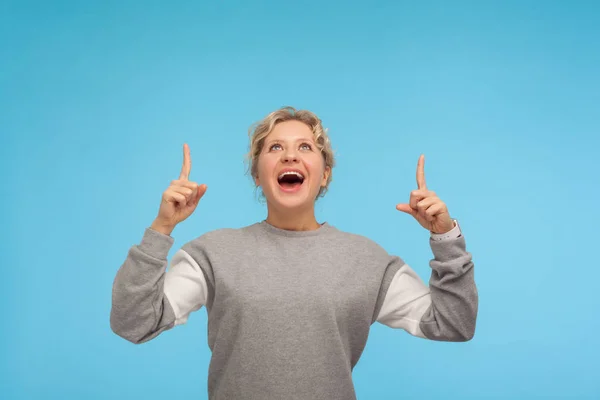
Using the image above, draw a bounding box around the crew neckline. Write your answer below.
[258,220,333,237]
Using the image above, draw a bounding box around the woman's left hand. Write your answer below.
[395,154,455,234]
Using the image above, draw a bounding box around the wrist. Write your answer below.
[150,220,175,236]
[430,219,461,241]
[432,220,456,234]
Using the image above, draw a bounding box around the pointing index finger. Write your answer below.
[179,143,191,180]
[416,154,427,189]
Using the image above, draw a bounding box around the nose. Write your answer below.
[281,148,299,163]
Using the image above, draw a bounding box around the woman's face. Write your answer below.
[255,120,330,211]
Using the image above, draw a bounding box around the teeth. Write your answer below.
[278,171,304,180]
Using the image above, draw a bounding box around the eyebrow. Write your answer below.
[266,138,315,145]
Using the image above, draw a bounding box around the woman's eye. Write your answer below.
[269,143,312,151]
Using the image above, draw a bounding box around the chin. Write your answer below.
[272,195,312,210]
[267,184,317,210]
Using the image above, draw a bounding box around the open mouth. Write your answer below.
[277,171,305,191]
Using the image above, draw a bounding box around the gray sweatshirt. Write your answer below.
[111,219,477,399]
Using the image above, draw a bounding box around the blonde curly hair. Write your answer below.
[245,106,335,200]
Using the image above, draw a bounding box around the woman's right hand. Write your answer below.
[151,143,207,235]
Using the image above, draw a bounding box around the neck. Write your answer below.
[265,203,321,231]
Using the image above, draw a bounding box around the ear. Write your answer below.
[321,166,331,186]
[254,175,260,187]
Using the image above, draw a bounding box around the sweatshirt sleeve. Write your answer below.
[376,220,478,342]
[421,220,478,341]
[110,228,179,344]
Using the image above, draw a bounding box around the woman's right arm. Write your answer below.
[110,143,208,344]
[110,227,209,344]
[110,227,177,344]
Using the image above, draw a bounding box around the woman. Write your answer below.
[110,106,478,400]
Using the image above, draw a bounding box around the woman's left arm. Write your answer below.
[424,219,478,341]
[378,154,478,341]
[376,220,477,341]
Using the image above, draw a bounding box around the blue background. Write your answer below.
[2,0,599,399]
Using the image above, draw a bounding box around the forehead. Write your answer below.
[268,120,314,141]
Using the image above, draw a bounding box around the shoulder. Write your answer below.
[326,224,390,259]
[181,222,260,250]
